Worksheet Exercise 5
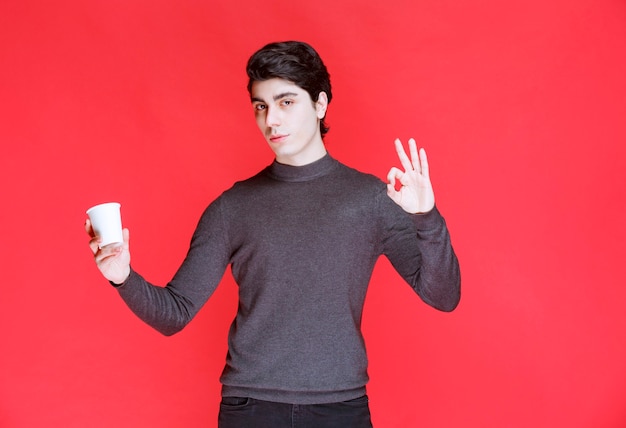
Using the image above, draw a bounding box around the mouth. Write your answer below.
[269,134,288,143]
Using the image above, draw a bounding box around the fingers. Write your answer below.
[122,228,130,249]
[85,220,130,256]
[85,219,94,237]
[394,138,413,173]
[88,238,100,254]
[386,167,403,203]
[395,138,426,175]
[94,244,123,264]
[418,147,430,179]
[93,230,129,263]
[408,138,420,172]
[387,166,403,186]
[85,219,101,254]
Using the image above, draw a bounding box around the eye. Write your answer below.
[280,100,293,107]
[253,103,266,111]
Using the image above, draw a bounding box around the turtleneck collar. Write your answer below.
[265,153,338,182]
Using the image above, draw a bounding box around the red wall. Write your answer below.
[2,0,625,426]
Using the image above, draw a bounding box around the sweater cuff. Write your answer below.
[410,205,444,230]
[109,268,132,288]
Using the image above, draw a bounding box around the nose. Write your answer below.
[265,106,280,127]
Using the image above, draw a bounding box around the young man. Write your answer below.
[86,41,460,428]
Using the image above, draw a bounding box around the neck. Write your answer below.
[267,152,336,182]
[275,147,327,166]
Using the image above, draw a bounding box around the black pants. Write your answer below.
[218,395,373,428]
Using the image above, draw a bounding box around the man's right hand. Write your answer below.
[85,219,131,285]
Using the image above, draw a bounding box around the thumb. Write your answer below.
[122,228,130,247]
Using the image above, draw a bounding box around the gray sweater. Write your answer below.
[116,154,460,404]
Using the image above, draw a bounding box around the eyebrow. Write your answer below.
[251,92,299,103]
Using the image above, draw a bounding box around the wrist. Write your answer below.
[109,268,131,287]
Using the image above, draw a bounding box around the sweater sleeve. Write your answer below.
[115,197,232,335]
[380,195,461,312]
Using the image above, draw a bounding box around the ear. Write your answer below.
[315,92,328,119]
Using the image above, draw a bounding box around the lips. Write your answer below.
[269,134,288,143]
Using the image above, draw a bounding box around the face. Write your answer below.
[251,78,328,166]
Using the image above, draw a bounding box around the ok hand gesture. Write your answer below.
[386,138,435,214]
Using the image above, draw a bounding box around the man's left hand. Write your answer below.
[386,138,435,214]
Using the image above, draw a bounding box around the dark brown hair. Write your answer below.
[246,41,332,138]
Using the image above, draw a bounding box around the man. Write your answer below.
[86,41,460,428]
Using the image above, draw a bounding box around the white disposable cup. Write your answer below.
[86,202,124,248]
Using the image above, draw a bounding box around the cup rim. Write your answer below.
[86,202,121,215]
